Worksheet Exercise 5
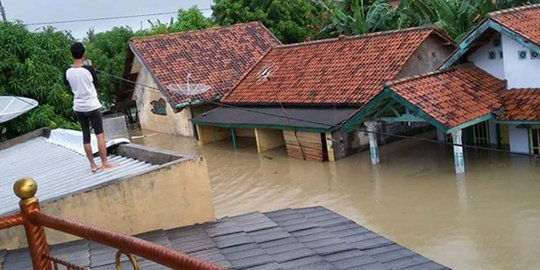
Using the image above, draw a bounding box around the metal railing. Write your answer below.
[0,177,224,270]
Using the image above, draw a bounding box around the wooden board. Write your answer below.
[283,131,324,162]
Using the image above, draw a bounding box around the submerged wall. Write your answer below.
[508,124,530,154]
[283,131,325,162]
[255,128,285,153]
[0,146,215,250]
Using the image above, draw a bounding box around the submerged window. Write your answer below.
[518,50,528,60]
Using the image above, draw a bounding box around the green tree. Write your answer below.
[0,22,78,140]
[212,0,332,43]
[399,0,540,41]
[84,26,135,107]
[318,0,398,36]
[142,6,214,35]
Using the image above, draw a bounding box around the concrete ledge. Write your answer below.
[0,128,50,151]
[114,143,192,166]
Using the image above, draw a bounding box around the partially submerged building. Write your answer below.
[118,22,281,137]
[345,4,540,173]
[0,128,215,249]
[192,27,455,161]
[1,206,450,270]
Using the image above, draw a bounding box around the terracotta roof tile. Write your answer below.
[499,89,540,121]
[222,27,446,105]
[130,22,280,108]
[386,65,506,128]
[489,4,540,46]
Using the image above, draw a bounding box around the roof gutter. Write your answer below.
[191,121,331,133]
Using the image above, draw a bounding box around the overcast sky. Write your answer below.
[2,0,213,39]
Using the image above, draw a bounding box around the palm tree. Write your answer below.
[318,0,397,36]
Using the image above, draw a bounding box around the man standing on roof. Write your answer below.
[64,42,116,173]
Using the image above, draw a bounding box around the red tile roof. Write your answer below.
[222,27,450,105]
[489,4,540,46]
[130,22,280,108]
[386,65,506,128]
[499,89,540,121]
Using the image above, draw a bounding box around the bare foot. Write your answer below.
[102,163,119,172]
[91,166,101,173]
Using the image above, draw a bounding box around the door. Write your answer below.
[530,126,540,155]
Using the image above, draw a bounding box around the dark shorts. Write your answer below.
[75,109,104,144]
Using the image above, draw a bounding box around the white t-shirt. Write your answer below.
[64,65,102,112]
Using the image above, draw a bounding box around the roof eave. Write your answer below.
[441,19,540,69]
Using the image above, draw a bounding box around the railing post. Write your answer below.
[14,177,52,270]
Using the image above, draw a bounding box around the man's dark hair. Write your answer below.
[70,42,85,59]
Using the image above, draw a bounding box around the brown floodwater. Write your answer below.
[132,130,540,270]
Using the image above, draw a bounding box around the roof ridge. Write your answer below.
[130,21,264,42]
[488,3,540,18]
[386,65,466,87]
[386,63,508,88]
[274,25,435,49]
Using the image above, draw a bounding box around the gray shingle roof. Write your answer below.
[0,133,160,216]
[1,207,449,270]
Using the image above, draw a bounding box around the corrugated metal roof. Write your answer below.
[2,207,449,270]
[0,136,159,215]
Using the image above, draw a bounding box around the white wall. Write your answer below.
[508,124,530,154]
[502,35,540,88]
[467,35,505,79]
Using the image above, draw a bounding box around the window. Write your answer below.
[493,38,501,47]
[518,50,528,60]
[531,50,539,59]
[499,50,504,59]
[488,51,496,60]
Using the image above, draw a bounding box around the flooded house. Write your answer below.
[118,22,280,137]
[191,26,455,161]
[346,4,540,173]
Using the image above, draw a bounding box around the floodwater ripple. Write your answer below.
[133,130,540,270]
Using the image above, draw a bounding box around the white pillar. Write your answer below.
[452,130,465,174]
[365,121,379,165]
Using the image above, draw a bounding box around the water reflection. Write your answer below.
[132,130,540,270]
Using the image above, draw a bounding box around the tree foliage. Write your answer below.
[84,26,135,107]
[321,0,540,41]
[0,22,78,141]
[212,0,332,43]
[141,6,214,35]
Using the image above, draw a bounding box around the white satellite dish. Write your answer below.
[0,96,38,123]
[167,73,212,97]
[167,83,212,97]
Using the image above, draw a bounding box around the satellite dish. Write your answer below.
[0,96,38,123]
[167,83,212,97]
[167,73,211,98]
